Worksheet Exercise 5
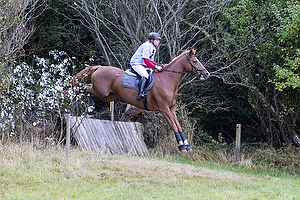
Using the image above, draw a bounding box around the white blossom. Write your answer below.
[1,50,82,133]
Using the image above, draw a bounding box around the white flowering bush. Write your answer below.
[0,50,86,141]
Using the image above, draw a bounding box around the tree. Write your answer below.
[26,0,96,66]
[209,0,300,146]
[0,0,39,91]
[70,0,228,66]
[272,1,300,91]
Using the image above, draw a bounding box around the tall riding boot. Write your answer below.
[136,77,148,100]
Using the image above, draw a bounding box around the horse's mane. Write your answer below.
[164,48,196,68]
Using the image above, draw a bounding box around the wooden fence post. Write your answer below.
[235,124,241,162]
[110,101,114,121]
[65,113,71,164]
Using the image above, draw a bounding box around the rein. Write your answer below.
[162,69,196,75]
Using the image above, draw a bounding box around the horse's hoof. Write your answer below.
[87,108,96,115]
[178,144,187,152]
[186,144,192,152]
[181,149,188,153]
[87,106,95,113]
[87,111,96,116]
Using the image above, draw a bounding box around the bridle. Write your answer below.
[185,54,208,78]
[162,54,208,79]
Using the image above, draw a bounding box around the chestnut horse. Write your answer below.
[72,49,210,152]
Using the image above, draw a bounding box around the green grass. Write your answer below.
[0,144,299,199]
[169,155,299,180]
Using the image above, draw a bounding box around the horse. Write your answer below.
[72,48,210,152]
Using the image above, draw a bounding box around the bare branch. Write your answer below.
[0,0,41,90]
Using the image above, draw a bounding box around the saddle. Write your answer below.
[122,68,154,111]
[122,68,154,91]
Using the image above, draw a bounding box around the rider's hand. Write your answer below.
[155,64,163,71]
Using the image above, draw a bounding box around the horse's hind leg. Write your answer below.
[87,94,96,115]
[98,93,118,102]
[85,88,118,115]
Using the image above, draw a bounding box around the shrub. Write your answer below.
[0,51,85,142]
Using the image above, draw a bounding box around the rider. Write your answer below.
[130,32,163,100]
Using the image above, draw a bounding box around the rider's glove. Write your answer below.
[155,64,163,71]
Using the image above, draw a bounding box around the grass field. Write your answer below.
[0,144,299,199]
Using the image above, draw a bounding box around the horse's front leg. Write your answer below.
[161,107,192,152]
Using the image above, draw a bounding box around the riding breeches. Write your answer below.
[131,64,149,79]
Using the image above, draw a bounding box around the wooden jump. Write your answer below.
[70,116,149,156]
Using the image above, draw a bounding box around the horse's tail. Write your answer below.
[72,65,101,93]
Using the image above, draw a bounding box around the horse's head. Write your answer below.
[185,49,210,80]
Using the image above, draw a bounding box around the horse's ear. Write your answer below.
[188,48,196,57]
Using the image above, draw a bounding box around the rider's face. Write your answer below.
[153,39,160,47]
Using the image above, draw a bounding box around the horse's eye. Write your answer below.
[193,61,197,64]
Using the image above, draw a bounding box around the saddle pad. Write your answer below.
[122,73,154,91]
